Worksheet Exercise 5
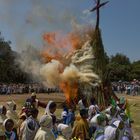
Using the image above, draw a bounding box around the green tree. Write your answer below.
[108,53,132,81]
[131,60,140,80]
[0,32,29,83]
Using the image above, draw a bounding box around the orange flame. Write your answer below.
[42,31,81,55]
[41,31,82,104]
[60,81,78,105]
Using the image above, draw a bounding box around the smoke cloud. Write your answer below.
[0,0,93,51]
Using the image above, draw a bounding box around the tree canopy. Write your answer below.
[108,53,130,81]
[0,32,29,83]
[131,60,140,80]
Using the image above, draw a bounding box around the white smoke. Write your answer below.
[17,40,100,89]
[40,60,62,87]
[61,64,80,82]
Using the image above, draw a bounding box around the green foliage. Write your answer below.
[110,53,130,65]
[0,32,29,83]
[108,53,138,81]
[131,60,140,80]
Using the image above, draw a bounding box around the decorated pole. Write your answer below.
[90,0,109,29]
[89,0,118,108]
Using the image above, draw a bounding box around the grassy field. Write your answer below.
[0,93,64,118]
[0,93,140,138]
[117,94,140,138]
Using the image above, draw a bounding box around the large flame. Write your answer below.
[60,81,78,105]
[17,26,99,105]
[40,28,97,104]
[41,31,85,103]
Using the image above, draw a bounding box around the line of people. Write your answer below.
[0,93,133,140]
[0,83,60,95]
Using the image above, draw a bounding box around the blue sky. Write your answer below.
[0,0,139,61]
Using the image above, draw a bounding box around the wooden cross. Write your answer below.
[90,0,109,29]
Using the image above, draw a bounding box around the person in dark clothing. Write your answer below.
[26,92,47,109]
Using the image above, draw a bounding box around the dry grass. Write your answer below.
[117,94,140,138]
[0,93,65,118]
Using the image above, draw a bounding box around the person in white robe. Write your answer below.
[92,114,106,140]
[57,123,72,140]
[88,97,100,121]
[6,101,19,129]
[104,120,120,140]
[78,97,88,110]
[19,108,39,140]
[34,115,55,140]
[45,100,58,138]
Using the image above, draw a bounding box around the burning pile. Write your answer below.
[18,27,100,105]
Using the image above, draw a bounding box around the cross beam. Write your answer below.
[90,0,109,29]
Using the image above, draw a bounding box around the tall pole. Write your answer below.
[96,0,100,29]
[90,0,109,29]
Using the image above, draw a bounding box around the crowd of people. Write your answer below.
[112,80,140,96]
[1,80,140,97]
[0,83,59,95]
[0,92,133,140]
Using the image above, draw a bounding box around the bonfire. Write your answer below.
[18,0,118,109]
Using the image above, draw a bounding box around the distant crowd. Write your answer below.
[112,80,140,96]
[1,81,140,96]
[0,83,60,95]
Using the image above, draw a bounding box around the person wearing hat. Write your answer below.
[25,92,47,109]
[34,115,55,140]
[72,109,90,140]
[0,105,7,139]
[57,123,72,140]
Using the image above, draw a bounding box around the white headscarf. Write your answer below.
[45,100,53,115]
[31,92,36,97]
[113,120,121,128]
[39,115,53,129]
[57,124,72,139]
[78,100,85,110]
[90,114,100,126]
[3,118,14,127]
[88,105,96,118]
[6,101,16,111]
[6,101,18,128]
[34,115,55,140]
